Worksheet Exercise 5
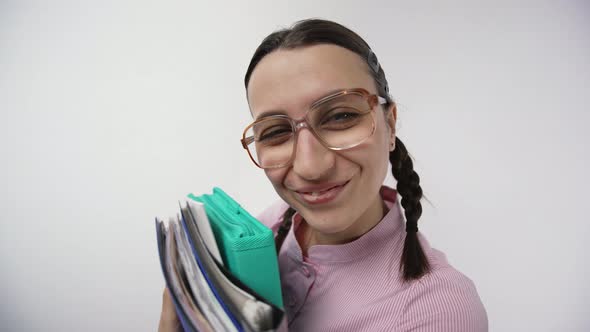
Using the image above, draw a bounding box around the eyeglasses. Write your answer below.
[241,88,388,169]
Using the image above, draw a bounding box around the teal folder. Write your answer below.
[188,187,283,309]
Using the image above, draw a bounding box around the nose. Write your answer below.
[292,128,335,181]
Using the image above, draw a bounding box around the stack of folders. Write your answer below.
[155,187,286,332]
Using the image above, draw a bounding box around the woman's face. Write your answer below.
[247,44,396,243]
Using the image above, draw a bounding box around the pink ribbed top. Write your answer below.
[257,186,488,331]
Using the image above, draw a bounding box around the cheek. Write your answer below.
[356,123,391,179]
[366,144,389,174]
[264,168,287,188]
[264,168,295,206]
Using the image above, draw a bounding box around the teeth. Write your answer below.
[298,184,347,203]
[307,189,328,197]
[304,186,337,197]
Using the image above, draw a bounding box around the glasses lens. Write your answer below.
[308,93,375,149]
[245,117,295,168]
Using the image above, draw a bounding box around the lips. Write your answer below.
[294,180,350,205]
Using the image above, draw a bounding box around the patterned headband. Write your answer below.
[367,49,389,94]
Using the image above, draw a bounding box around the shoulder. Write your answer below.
[398,257,488,331]
[256,199,290,234]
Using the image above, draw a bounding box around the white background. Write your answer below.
[1,1,588,331]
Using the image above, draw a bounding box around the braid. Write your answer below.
[390,137,431,280]
[275,207,296,252]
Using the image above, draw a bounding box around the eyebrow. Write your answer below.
[254,88,348,121]
[255,110,288,121]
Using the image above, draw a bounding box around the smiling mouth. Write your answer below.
[295,180,350,205]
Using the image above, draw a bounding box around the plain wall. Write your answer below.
[1,0,588,331]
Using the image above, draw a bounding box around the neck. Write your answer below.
[298,194,389,255]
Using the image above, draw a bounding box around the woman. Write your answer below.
[160,19,487,331]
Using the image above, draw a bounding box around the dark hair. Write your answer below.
[244,19,430,281]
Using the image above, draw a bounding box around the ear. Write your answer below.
[386,103,397,151]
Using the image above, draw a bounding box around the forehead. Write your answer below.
[247,44,375,119]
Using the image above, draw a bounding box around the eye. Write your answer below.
[259,126,291,140]
[257,125,293,145]
[325,111,359,122]
[320,108,363,129]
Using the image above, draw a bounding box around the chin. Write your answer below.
[299,206,356,234]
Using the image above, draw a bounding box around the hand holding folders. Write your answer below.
[155,187,286,332]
